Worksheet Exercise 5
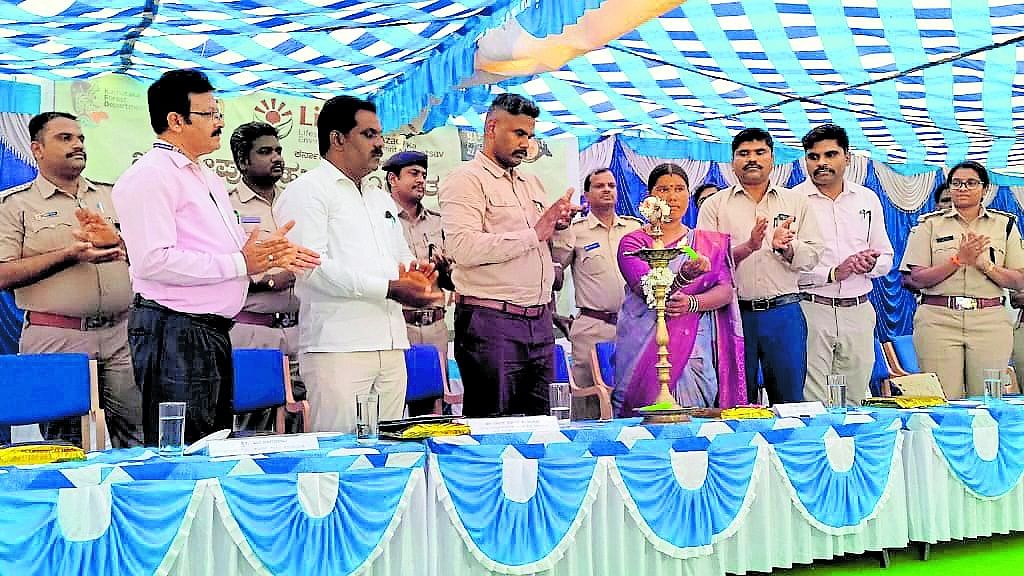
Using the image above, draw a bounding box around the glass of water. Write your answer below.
[356,393,379,443]
[827,375,847,413]
[549,382,572,425]
[983,369,1004,403]
[158,402,186,456]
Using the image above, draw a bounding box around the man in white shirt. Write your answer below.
[274,95,440,432]
[796,124,894,405]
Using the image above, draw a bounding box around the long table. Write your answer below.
[1,404,1023,575]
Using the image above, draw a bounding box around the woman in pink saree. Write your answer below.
[614,163,746,416]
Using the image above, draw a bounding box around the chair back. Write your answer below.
[405,344,444,403]
[553,344,571,384]
[889,335,921,374]
[0,353,91,425]
[870,338,889,397]
[233,349,286,412]
[594,341,616,389]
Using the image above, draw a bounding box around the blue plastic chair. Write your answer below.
[0,353,104,449]
[592,341,616,390]
[884,335,921,375]
[869,338,890,397]
[554,342,613,420]
[405,344,444,404]
[233,348,309,433]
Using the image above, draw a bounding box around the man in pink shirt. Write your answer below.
[113,69,319,444]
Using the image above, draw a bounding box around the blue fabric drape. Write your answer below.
[614,442,758,548]
[930,407,1024,498]
[609,138,645,219]
[768,425,898,529]
[221,468,416,576]
[0,481,196,575]
[435,449,598,567]
[515,0,604,38]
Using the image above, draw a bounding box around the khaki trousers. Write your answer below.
[913,305,1013,399]
[1012,312,1024,373]
[800,300,875,407]
[568,314,616,419]
[20,319,142,448]
[299,349,406,433]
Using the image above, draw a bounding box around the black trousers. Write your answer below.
[454,304,554,417]
[128,297,234,445]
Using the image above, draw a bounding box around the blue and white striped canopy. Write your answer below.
[1,1,1023,174]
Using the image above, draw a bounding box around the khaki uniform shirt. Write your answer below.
[439,152,554,306]
[228,182,299,315]
[696,184,823,300]
[901,207,1024,299]
[397,203,445,308]
[0,174,131,316]
[552,212,642,312]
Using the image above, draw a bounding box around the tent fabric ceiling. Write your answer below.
[1,1,1024,175]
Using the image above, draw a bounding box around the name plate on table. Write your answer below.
[207,434,320,457]
[773,401,827,418]
[462,416,559,435]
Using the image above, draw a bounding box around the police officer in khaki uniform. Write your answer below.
[553,168,640,418]
[227,122,303,429]
[385,150,450,414]
[902,161,1024,399]
[0,112,141,447]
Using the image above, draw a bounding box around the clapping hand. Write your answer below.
[771,217,796,251]
[835,249,881,281]
[389,261,443,308]
[242,220,321,275]
[956,232,990,268]
[74,208,120,248]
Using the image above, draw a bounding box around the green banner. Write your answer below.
[54,75,573,202]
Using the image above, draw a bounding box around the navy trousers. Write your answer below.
[740,301,808,404]
[128,297,234,445]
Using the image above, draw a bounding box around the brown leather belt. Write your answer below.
[738,293,802,312]
[921,295,1004,311]
[233,311,298,328]
[578,307,618,324]
[800,293,870,308]
[403,307,446,327]
[456,295,548,319]
[26,310,126,331]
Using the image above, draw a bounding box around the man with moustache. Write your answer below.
[0,111,141,447]
[795,124,893,406]
[384,150,454,415]
[697,128,822,404]
[275,95,440,433]
[552,168,641,419]
[113,69,319,444]
[228,122,305,430]
[440,93,576,417]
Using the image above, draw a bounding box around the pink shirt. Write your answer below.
[112,141,249,317]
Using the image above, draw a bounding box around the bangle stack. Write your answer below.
[687,295,699,314]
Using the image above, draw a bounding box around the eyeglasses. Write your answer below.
[949,179,982,189]
[189,110,224,121]
[653,186,688,194]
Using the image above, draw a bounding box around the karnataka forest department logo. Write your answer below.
[253,98,294,139]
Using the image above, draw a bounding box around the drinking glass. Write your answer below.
[356,393,379,443]
[158,402,186,456]
[827,375,848,413]
[549,382,572,424]
[983,369,1004,403]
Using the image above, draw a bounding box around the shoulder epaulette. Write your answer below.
[0,182,32,203]
[424,207,441,217]
[987,209,1018,238]
[916,209,945,223]
[619,215,644,224]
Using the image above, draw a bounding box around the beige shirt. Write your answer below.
[439,152,554,307]
[696,183,823,300]
[0,174,132,316]
[797,180,895,298]
[552,212,642,312]
[397,203,445,310]
[228,181,299,315]
[901,207,1024,299]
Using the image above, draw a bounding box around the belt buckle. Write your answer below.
[83,316,106,330]
[955,297,977,310]
[752,299,770,311]
[274,312,297,328]
[418,310,433,325]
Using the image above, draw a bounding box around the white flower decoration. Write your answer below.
[640,267,674,308]
[639,196,673,224]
